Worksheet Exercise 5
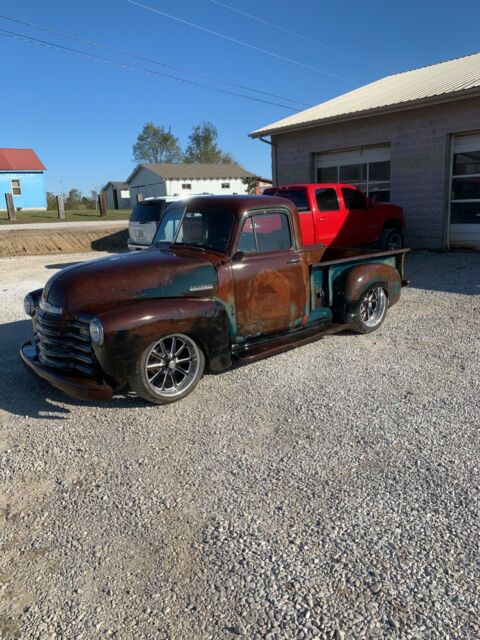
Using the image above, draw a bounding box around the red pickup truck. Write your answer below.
[264,184,405,250]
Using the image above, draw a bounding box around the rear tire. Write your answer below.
[378,228,403,250]
[351,286,388,334]
[129,333,205,405]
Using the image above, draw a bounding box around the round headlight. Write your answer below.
[89,317,104,346]
[23,293,35,317]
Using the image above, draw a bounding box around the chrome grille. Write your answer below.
[33,310,95,376]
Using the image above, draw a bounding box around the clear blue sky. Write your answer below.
[1,0,479,194]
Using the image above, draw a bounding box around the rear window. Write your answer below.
[265,188,309,212]
[130,201,165,223]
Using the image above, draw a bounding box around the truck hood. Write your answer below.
[42,248,218,315]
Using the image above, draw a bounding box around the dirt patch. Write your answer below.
[0,227,128,257]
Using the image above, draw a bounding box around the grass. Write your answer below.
[0,209,131,224]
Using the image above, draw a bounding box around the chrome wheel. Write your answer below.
[145,334,201,399]
[359,286,387,328]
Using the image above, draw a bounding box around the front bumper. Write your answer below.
[20,342,113,401]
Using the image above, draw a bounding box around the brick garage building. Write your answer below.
[250,53,480,249]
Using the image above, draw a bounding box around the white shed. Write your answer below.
[126,163,256,205]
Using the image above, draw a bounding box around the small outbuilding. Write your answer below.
[126,163,255,204]
[250,52,480,250]
[0,148,46,210]
[101,181,131,210]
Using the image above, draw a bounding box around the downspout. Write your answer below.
[259,137,277,185]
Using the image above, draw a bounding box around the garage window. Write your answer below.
[315,146,391,202]
[450,133,480,249]
[181,183,192,190]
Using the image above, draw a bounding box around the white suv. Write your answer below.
[128,195,212,251]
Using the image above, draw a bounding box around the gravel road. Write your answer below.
[0,251,479,640]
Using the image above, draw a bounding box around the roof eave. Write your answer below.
[249,87,480,138]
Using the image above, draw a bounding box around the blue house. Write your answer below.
[0,148,47,210]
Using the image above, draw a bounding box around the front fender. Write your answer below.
[335,263,401,323]
[93,298,232,384]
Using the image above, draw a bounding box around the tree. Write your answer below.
[184,122,236,164]
[46,192,57,210]
[133,122,182,164]
[242,176,259,194]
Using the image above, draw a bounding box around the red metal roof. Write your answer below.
[0,148,46,171]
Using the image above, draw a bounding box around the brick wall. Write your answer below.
[271,96,480,248]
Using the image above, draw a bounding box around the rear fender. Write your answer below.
[334,263,401,323]
[93,298,231,384]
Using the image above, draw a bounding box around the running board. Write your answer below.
[233,322,348,364]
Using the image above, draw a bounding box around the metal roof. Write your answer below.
[102,181,129,191]
[0,148,46,171]
[127,163,255,183]
[250,51,480,138]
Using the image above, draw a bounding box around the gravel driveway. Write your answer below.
[0,251,479,640]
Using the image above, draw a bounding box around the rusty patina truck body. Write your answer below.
[21,195,408,404]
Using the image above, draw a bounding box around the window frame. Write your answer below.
[11,179,21,196]
[236,208,295,255]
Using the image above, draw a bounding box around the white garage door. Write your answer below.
[315,145,391,202]
[450,133,480,249]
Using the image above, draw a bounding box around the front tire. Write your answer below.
[129,333,205,405]
[351,286,388,334]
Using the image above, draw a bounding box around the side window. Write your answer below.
[238,218,256,252]
[316,188,339,212]
[238,212,292,253]
[342,188,368,210]
[275,188,308,211]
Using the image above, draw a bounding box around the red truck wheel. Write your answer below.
[129,333,205,404]
[379,228,403,250]
[351,286,388,334]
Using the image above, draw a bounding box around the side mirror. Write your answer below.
[232,251,245,262]
[371,195,378,207]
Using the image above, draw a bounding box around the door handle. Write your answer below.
[286,257,301,264]
[318,217,327,222]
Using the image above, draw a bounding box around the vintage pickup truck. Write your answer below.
[264,183,405,250]
[21,195,408,405]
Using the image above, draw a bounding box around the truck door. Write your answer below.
[313,187,347,246]
[340,187,378,245]
[232,210,307,339]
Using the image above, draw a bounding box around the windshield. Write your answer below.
[153,204,236,253]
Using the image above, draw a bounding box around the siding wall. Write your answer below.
[104,186,131,210]
[0,171,46,210]
[271,96,480,248]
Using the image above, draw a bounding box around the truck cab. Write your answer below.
[264,184,405,250]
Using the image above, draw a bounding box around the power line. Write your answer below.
[127,0,356,84]
[0,27,300,111]
[0,13,308,107]
[209,0,378,68]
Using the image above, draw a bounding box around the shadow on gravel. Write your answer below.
[0,319,150,420]
[407,250,480,296]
